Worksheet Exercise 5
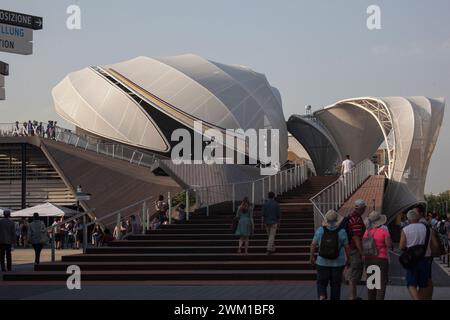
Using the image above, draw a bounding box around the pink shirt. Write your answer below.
[363,226,390,259]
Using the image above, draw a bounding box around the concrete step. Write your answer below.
[126,233,313,241]
[144,227,313,234]
[61,252,311,262]
[86,245,311,254]
[108,239,311,247]
[181,217,314,224]
[3,269,317,281]
[157,222,314,229]
[34,260,315,271]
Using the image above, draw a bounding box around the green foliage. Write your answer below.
[425,191,449,217]
[172,190,196,207]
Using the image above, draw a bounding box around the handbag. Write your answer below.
[399,224,430,270]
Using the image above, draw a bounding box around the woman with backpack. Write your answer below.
[234,197,254,255]
[362,211,392,300]
[310,210,350,300]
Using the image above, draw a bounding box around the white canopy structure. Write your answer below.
[288,96,445,218]
[7,202,78,218]
[52,54,288,165]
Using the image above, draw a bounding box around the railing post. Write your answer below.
[268,175,271,193]
[206,188,210,217]
[116,212,121,240]
[232,184,236,213]
[293,167,295,188]
[168,191,172,224]
[83,214,88,253]
[286,170,289,192]
[251,181,255,206]
[261,178,265,204]
[185,189,190,221]
[274,173,277,196]
[295,165,298,187]
[279,171,282,195]
[51,226,56,262]
[142,201,146,234]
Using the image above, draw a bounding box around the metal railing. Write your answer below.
[309,158,375,230]
[179,162,312,222]
[47,194,157,262]
[0,123,161,169]
[54,128,160,168]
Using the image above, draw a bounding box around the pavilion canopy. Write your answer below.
[5,202,78,218]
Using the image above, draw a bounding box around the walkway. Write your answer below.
[338,175,385,216]
[1,283,450,300]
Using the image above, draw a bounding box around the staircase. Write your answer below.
[0,143,75,210]
[3,176,337,282]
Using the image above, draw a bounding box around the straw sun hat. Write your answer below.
[364,211,387,228]
[322,210,343,228]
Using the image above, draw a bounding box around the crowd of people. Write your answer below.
[0,120,59,138]
[0,193,187,272]
[0,210,142,271]
[308,200,449,301]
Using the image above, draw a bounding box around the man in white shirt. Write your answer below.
[341,155,355,175]
[399,210,435,300]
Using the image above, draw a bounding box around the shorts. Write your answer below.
[406,257,433,288]
[54,234,61,242]
[349,249,364,282]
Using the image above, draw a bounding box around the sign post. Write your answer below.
[0,61,9,76]
[0,9,42,99]
[0,9,43,30]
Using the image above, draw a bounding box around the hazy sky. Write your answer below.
[1,0,449,193]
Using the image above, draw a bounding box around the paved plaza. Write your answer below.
[1,249,449,300]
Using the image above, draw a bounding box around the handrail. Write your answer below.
[183,161,313,221]
[309,158,375,230]
[54,127,160,169]
[47,194,156,262]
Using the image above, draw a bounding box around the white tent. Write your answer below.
[0,208,13,216]
[6,202,78,218]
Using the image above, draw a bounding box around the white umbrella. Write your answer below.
[7,202,78,218]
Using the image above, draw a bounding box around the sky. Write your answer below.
[0,0,449,194]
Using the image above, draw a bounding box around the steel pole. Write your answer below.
[168,192,172,224]
[82,215,87,254]
[186,189,190,221]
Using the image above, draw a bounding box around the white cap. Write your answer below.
[355,199,366,208]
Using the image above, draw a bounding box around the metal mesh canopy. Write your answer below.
[287,115,340,175]
[306,96,445,218]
